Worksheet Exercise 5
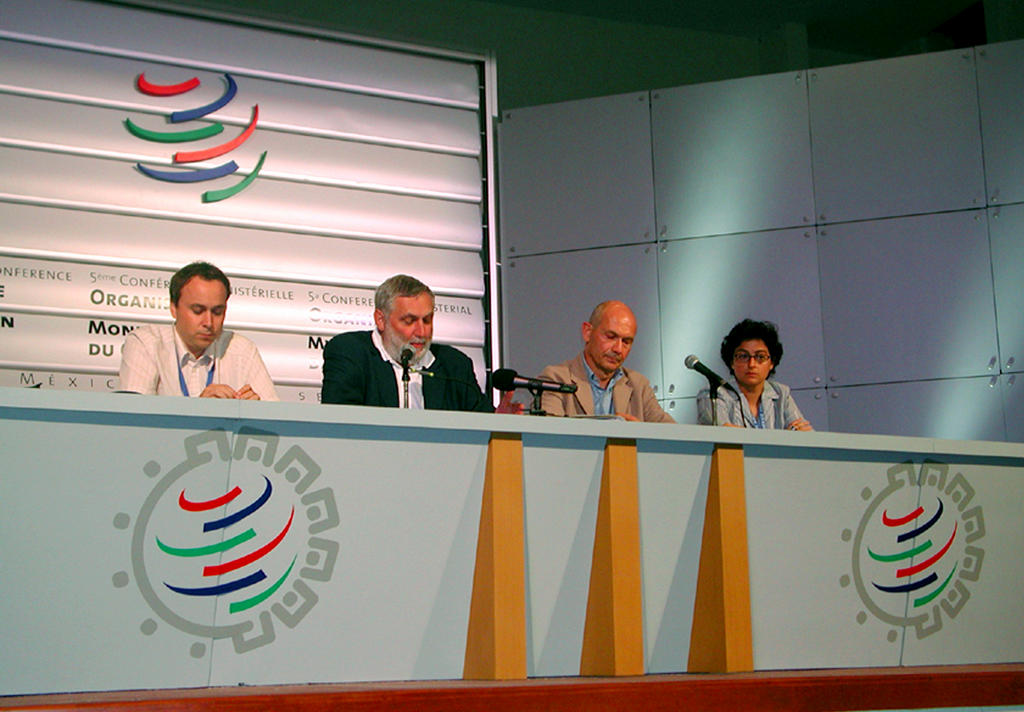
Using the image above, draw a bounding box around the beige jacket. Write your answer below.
[538,354,674,423]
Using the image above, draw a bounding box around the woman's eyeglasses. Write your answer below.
[733,351,770,364]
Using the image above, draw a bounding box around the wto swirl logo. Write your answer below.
[160,475,294,611]
[841,460,985,642]
[111,429,338,657]
[125,72,267,202]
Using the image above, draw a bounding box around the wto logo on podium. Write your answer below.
[112,429,338,657]
[842,460,985,642]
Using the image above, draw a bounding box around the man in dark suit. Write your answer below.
[321,274,493,412]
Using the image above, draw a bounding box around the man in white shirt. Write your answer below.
[118,261,278,400]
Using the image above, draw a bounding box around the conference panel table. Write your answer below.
[2,388,1022,697]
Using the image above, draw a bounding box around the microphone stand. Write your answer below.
[710,383,719,426]
[402,366,410,408]
[400,349,412,409]
[526,385,546,416]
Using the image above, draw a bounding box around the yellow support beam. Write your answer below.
[463,432,527,680]
[580,438,645,676]
[688,443,753,672]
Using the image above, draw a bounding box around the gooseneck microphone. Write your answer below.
[685,354,739,426]
[684,354,729,389]
[491,368,577,394]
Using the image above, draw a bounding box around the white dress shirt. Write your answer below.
[119,324,279,400]
[370,329,435,409]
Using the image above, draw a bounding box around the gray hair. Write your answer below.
[374,274,434,314]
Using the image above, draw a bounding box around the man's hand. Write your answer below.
[199,384,238,399]
[495,390,524,415]
[617,413,639,422]
[235,384,261,401]
[198,384,261,400]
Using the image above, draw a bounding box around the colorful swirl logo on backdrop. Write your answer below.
[841,460,985,642]
[111,429,338,657]
[125,72,267,202]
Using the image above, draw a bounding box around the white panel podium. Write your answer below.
[2,388,1023,697]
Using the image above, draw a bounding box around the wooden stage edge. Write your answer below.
[3,664,1023,712]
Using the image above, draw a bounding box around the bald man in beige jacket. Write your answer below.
[539,301,674,423]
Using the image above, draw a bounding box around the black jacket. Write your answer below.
[321,330,492,412]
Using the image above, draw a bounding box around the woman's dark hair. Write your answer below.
[719,319,783,377]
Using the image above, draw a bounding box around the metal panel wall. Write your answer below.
[500,39,1024,441]
[651,71,815,240]
[808,49,986,224]
[498,92,656,256]
[989,202,1024,374]
[0,0,496,401]
[817,211,999,387]
[826,377,1007,442]
[657,227,826,400]
[973,40,1024,207]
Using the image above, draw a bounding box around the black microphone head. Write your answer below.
[491,368,517,391]
[684,354,700,370]
[400,348,414,366]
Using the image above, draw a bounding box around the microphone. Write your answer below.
[492,368,577,394]
[684,354,734,393]
[400,348,413,382]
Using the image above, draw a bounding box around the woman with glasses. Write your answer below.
[696,319,813,430]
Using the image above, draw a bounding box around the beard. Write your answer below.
[382,330,431,366]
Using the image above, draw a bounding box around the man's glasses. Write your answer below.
[733,351,770,364]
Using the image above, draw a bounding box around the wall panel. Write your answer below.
[1002,374,1024,442]
[808,50,986,224]
[498,92,656,256]
[0,203,486,294]
[658,228,826,399]
[0,146,484,249]
[651,71,815,240]
[989,203,1024,372]
[817,212,998,387]
[827,377,1007,441]
[0,0,482,107]
[975,39,1024,206]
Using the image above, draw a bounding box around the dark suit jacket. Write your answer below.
[321,330,492,412]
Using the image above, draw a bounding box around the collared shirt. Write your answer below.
[371,329,436,409]
[696,377,806,429]
[118,324,279,399]
[582,357,623,417]
[173,329,216,397]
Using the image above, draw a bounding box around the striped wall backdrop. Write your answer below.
[0,0,498,402]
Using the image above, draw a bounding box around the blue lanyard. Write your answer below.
[177,356,215,397]
[751,405,766,429]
